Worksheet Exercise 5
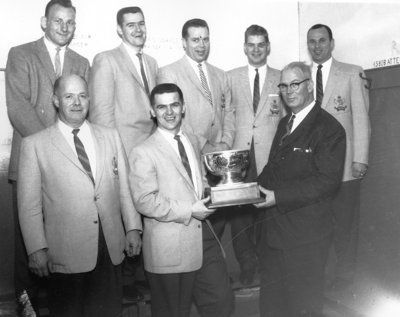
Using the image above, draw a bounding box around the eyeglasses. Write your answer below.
[277,78,310,92]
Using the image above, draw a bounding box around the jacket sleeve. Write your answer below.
[6,47,46,137]
[129,146,193,225]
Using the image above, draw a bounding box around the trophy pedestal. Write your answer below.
[208,182,264,208]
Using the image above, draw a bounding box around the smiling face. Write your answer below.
[151,92,185,134]
[244,35,270,67]
[53,75,89,128]
[307,26,335,64]
[41,4,76,47]
[182,26,210,63]
[117,12,147,48]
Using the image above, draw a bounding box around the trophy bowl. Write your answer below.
[204,149,250,186]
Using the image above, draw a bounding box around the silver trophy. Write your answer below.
[204,149,264,208]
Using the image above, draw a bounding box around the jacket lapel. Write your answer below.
[35,38,57,83]
[50,125,86,173]
[153,130,198,196]
[321,58,339,109]
[90,124,105,189]
[118,44,146,92]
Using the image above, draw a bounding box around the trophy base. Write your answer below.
[207,182,264,208]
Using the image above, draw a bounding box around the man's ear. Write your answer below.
[149,108,156,118]
[52,94,59,109]
[40,16,47,32]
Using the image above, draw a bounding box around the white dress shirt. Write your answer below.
[185,55,211,86]
[43,36,66,73]
[58,120,97,180]
[122,42,148,86]
[290,102,316,133]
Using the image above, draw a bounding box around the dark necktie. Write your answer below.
[55,47,62,78]
[72,129,94,184]
[136,53,150,96]
[253,68,260,113]
[174,135,193,184]
[316,64,323,106]
[198,63,213,106]
[279,114,296,146]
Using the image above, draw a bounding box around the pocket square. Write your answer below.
[293,147,312,153]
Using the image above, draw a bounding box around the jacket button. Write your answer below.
[94,195,99,201]
[94,220,98,224]
[198,225,201,228]
[253,125,256,128]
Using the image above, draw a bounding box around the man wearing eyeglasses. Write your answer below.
[226,25,285,286]
[5,0,89,313]
[254,62,346,317]
[307,24,371,291]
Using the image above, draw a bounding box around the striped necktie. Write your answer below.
[136,52,150,96]
[279,114,296,146]
[72,129,94,185]
[198,63,213,106]
[316,64,323,106]
[253,68,260,113]
[55,47,62,78]
[174,134,193,184]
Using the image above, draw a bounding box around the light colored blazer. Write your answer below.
[129,130,206,274]
[17,123,142,274]
[157,57,235,150]
[89,44,158,156]
[320,58,371,181]
[227,65,285,175]
[6,37,90,181]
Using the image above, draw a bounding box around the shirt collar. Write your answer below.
[122,41,142,55]
[43,36,66,53]
[58,119,89,135]
[312,57,332,70]
[291,101,315,122]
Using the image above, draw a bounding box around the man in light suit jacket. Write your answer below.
[255,62,346,316]
[5,0,89,311]
[89,6,158,157]
[18,74,142,317]
[157,18,235,238]
[88,6,158,300]
[129,83,233,317]
[227,25,285,285]
[307,24,371,290]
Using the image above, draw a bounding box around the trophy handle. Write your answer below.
[203,155,213,173]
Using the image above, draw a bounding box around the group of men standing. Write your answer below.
[5,0,370,316]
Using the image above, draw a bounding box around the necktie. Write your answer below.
[279,114,296,146]
[72,129,94,184]
[316,64,323,106]
[198,63,213,106]
[174,135,193,184]
[136,53,150,96]
[253,68,260,113]
[55,47,62,78]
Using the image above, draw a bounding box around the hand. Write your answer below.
[191,197,215,220]
[28,249,50,277]
[125,230,142,257]
[253,185,276,208]
[352,162,368,178]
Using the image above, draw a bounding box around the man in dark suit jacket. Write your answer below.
[5,0,89,311]
[255,62,346,317]
[18,74,142,317]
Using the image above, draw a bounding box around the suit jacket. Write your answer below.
[6,37,90,181]
[227,65,285,175]
[320,58,370,181]
[17,123,142,274]
[89,44,158,156]
[258,104,346,250]
[129,129,211,274]
[157,57,235,150]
